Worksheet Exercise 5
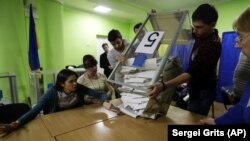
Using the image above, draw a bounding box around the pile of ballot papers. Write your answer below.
[105,57,183,119]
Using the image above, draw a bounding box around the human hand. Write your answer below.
[200,118,216,125]
[91,99,102,104]
[108,66,113,69]
[103,101,120,113]
[0,122,19,134]
[147,82,163,98]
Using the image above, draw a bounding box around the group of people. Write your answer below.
[1,3,250,134]
[149,3,222,116]
[0,18,143,134]
[200,6,250,124]
[148,4,250,124]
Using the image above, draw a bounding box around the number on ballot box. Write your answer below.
[135,31,164,54]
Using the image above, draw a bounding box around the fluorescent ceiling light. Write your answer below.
[94,5,111,13]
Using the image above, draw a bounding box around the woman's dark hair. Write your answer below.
[108,29,122,42]
[192,3,218,25]
[54,69,78,91]
[83,54,97,69]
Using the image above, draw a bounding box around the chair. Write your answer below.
[65,65,77,69]
[0,103,30,123]
[221,85,234,110]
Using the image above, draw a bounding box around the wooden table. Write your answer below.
[166,106,205,124]
[55,105,205,141]
[1,104,206,141]
[56,115,167,141]
[0,118,55,141]
[41,104,118,136]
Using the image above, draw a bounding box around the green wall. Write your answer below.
[63,8,131,66]
[0,0,249,103]
[188,0,250,37]
[216,0,250,36]
[0,0,28,103]
[40,0,64,70]
[0,0,132,103]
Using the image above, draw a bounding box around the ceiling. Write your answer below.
[61,0,232,22]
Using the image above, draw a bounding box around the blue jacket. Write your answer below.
[215,81,250,124]
[18,84,107,125]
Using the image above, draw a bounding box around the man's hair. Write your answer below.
[102,43,108,48]
[133,23,143,32]
[192,3,218,25]
[108,29,122,42]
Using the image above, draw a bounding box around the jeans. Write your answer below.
[187,87,216,116]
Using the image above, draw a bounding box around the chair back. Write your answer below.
[0,103,30,123]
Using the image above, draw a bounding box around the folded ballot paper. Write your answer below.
[103,92,164,119]
[103,93,149,118]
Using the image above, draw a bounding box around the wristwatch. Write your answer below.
[161,80,166,91]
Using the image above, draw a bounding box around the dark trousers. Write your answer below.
[187,87,216,116]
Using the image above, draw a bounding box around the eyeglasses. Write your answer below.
[235,34,250,43]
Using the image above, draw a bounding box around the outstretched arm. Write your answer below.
[148,73,191,98]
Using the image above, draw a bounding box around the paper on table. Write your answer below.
[132,89,147,95]
[120,92,145,98]
[121,66,138,73]
[125,102,148,110]
[118,104,139,118]
[126,83,149,87]
[125,77,149,83]
[122,97,149,104]
[134,70,155,78]
[105,93,149,118]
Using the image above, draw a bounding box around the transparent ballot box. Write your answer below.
[0,73,18,104]
[29,71,56,106]
[107,10,193,119]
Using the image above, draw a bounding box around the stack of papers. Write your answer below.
[114,57,161,119]
[116,93,149,118]
[121,66,139,73]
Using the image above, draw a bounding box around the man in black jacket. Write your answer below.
[100,43,113,78]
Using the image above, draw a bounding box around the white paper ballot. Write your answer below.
[135,31,164,54]
[126,78,148,83]
[135,70,156,78]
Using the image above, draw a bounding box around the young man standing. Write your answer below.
[148,3,222,116]
[107,29,135,82]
